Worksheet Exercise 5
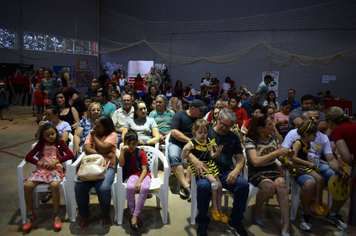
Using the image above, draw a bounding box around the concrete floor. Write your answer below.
[0,106,350,236]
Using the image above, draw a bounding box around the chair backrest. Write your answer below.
[138,145,160,178]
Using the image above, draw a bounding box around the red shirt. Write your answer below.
[129,149,151,178]
[244,118,253,129]
[134,81,144,91]
[228,107,248,127]
[34,90,46,107]
[23,76,30,88]
[37,75,44,83]
[228,80,237,98]
[333,122,356,158]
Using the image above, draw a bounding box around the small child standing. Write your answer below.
[119,129,151,231]
[0,80,14,121]
[291,120,329,215]
[33,83,46,123]
[183,119,226,223]
[23,123,74,231]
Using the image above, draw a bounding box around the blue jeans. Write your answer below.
[117,133,122,144]
[294,163,335,186]
[168,142,184,166]
[195,170,249,230]
[75,167,115,216]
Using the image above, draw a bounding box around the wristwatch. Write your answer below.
[143,140,147,145]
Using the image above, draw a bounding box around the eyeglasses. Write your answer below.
[91,109,101,112]
[122,99,131,102]
[219,120,233,129]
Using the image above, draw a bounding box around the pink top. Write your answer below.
[274,112,290,133]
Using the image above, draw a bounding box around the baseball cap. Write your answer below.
[314,97,325,104]
[190,99,207,110]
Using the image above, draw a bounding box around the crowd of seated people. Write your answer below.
[14,67,355,236]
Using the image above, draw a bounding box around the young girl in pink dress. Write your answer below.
[23,123,74,231]
[119,129,151,231]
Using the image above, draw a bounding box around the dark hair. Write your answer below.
[194,94,202,100]
[99,90,109,100]
[174,80,183,88]
[148,85,158,96]
[266,90,276,103]
[281,100,293,107]
[201,77,205,83]
[166,85,172,91]
[39,123,60,145]
[173,86,183,99]
[135,73,142,82]
[46,104,61,116]
[130,90,140,100]
[251,106,261,114]
[261,106,273,115]
[231,96,241,104]
[297,121,318,136]
[225,77,231,83]
[133,100,146,119]
[97,115,116,136]
[113,90,120,97]
[288,89,296,93]
[109,82,116,88]
[301,94,315,103]
[264,74,272,80]
[220,88,227,96]
[113,71,118,76]
[203,97,210,105]
[54,91,70,108]
[325,90,331,95]
[246,115,269,140]
[206,73,211,76]
[185,86,191,97]
[318,92,324,96]
[124,128,139,144]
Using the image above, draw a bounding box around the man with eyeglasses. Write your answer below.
[112,94,134,143]
[169,100,206,201]
[187,109,249,236]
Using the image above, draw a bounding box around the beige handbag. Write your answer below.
[77,154,110,181]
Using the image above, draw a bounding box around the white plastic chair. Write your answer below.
[290,175,332,221]
[66,149,121,222]
[17,152,72,224]
[164,132,171,173]
[115,146,169,225]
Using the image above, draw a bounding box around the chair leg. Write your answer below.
[190,177,197,225]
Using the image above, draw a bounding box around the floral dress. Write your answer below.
[26,145,63,183]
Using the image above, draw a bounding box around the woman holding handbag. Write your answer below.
[41,69,59,104]
[75,115,118,230]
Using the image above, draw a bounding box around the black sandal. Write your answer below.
[41,193,52,203]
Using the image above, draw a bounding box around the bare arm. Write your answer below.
[146,127,160,145]
[71,107,80,129]
[92,135,115,153]
[171,129,190,144]
[73,126,83,155]
[291,141,315,169]
[171,97,180,113]
[334,140,353,166]
[83,143,97,155]
[121,128,128,143]
[61,130,69,144]
[247,147,288,167]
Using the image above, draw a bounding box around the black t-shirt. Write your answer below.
[170,111,198,147]
[98,74,109,87]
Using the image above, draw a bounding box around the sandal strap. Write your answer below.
[27,213,35,222]
[53,213,60,218]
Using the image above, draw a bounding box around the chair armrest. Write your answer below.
[115,149,124,184]
[17,160,27,188]
[72,152,85,168]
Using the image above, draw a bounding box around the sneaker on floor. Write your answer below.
[300,213,312,232]
[227,222,248,236]
[196,226,207,236]
[326,213,347,230]
[179,185,187,199]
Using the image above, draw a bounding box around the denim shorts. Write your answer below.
[0,104,9,110]
[294,163,335,186]
[168,142,184,166]
[35,106,44,115]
